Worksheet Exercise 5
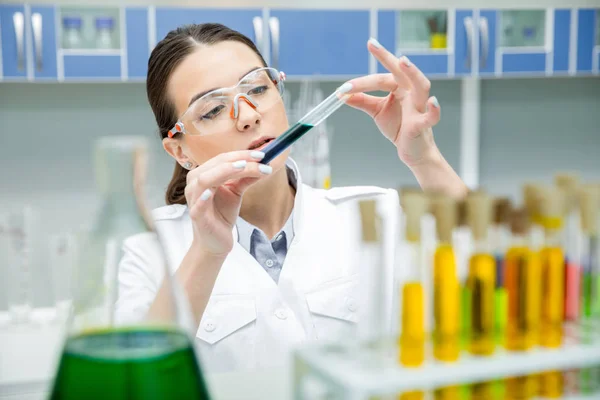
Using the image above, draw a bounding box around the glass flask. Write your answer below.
[48,136,210,400]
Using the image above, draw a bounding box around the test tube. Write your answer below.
[466,192,496,356]
[554,173,581,322]
[504,208,541,351]
[398,192,428,400]
[492,198,511,347]
[358,199,385,349]
[537,186,565,348]
[537,186,566,398]
[578,184,600,394]
[430,194,461,400]
[261,83,353,165]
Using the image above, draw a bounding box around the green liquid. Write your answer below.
[50,328,210,400]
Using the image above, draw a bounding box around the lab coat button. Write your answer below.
[203,320,216,332]
[275,308,288,320]
[265,259,274,268]
[346,298,358,312]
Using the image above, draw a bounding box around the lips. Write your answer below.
[248,136,275,150]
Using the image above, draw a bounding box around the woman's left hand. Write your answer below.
[345,39,441,167]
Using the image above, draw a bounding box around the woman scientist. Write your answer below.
[115,23,468,373]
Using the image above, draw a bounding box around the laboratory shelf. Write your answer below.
[293,326,600,397]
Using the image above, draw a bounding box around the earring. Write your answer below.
[183,161,193,170]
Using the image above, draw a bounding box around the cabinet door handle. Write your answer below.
[31,12,43,71]
[464,16,474,71]
[479,16,489,69]
[252,16,263,54]
[13,11,25,71]
[269,16,280,70]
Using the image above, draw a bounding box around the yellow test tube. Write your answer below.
[504,207,541,351]
[537,186,566,398]
[466,191,496,356]
[537,186,565,348]
[430,194,461,360]
[397,192,428,400]
[430,194,461,400]
[503,208,541,400]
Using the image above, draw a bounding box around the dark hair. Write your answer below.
[146,23,267,205]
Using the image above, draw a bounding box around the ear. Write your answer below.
[162,137,194,167]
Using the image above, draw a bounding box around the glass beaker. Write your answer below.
[48,136,210,400]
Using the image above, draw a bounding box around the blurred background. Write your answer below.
[0,0,598,327]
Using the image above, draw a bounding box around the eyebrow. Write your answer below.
[187,67,262,107]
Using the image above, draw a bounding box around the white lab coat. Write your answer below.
[115,162,400,373]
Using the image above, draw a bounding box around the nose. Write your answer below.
[232,94,261,132]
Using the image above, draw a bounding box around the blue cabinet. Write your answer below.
[270,9,369,76]
[455,10,475,76]
[63,55,121,79]
[155,8,262,46]
[30,5,57,79]
[377,10,450,76]
[553,9,571,73]
[576,9,598,74]
[0,5,27,79]
[0,4,597,81]
[477,10,497,75]
[126,7,149,79]
[484,9,547,76]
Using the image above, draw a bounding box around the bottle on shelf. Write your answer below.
[95,17,115,49]
[62,16,83,49]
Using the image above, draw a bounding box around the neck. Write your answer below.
[240,165,295,239]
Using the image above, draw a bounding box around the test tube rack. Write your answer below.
[293,324,600,399]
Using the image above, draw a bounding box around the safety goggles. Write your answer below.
[168,67,286,138]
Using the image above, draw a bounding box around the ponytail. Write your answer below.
[165,162,189,205]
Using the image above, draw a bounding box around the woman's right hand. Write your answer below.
[184,150,271,257]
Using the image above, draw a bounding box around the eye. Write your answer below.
[200,105,225,120]
[248,85,268,96]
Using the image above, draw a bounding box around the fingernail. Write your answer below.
[251,151,265,160]
[368,37,382,49]
[338,82,353,94]
[232,160,247,169]
[401,56,411,67]
[259,165,272,175]
[200,189,213,201]
[431,96,440,108]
